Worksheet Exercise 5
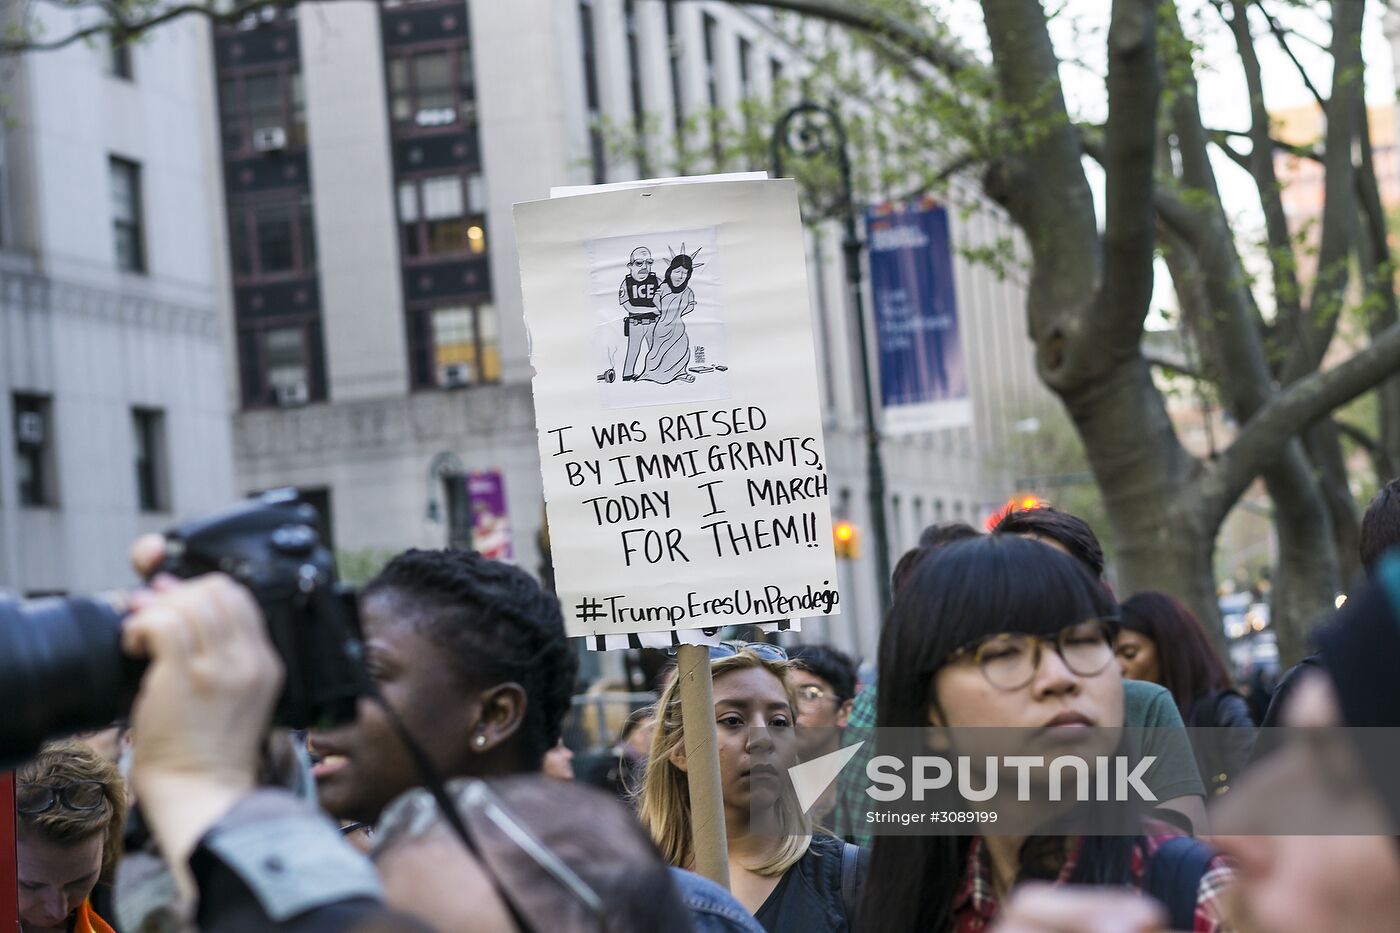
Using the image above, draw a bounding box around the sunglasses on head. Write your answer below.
[708,641,787,662]
[16,781,106,816]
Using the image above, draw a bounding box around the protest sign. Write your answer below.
[515,178,840,639]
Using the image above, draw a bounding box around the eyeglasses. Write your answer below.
[16,781,106,815]
[794,683,840,707]
[945,620,1117,691]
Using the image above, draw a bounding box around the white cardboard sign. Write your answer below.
[515,178,842,638]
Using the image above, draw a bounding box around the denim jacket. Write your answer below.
[669,868,766,933]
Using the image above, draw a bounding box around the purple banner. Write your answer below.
[467,470,513,561]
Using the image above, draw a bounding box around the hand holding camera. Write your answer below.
[123,570,283,876]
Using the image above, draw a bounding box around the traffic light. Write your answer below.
[833,519,860,559]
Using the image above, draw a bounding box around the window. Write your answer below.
[255,200,295,273]
[265,327,309,395]
[14,394,54,507]
[666,1,684,137]
[220,78,243,151]
[425,304,499,388]
[579,0,605,184]
[291,73,307,145]
[246,73,282,136]
[739,37,753,99]
[738,37,757,167]
[132,408,168,512]
[624,0,649,176]
[109,37,132,80]
[386,47,476,129]
[703,14,721,162]
[219,67,306,153]
[397,174,486,259]
[230,194,317,279]
[770,57,784,101]
[415,51,453,123]
[109,156,145,273]
[240,324,323,407]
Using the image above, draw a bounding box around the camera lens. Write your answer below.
[0,595,144,767]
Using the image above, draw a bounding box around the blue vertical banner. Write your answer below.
[866,198,972,433]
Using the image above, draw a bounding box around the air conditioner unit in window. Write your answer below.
[439,363,473,388]
[252,126,288,152]
[274,381,310,407]
[16,411,44,445]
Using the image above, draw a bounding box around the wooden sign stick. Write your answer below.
[675,643,730,889]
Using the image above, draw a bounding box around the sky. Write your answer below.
[930,0,1398,326]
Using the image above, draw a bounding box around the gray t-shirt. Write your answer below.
[1123,678,1207,802]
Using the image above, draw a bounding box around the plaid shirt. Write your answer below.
[952,823,1234,933]
[833,679,880,845]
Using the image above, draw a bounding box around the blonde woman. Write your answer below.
[16,740,127,933]
[637,645,866,932]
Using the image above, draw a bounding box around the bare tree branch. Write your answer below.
[1280,0,1364,384]
[1159,0,1275,417]
[1226,0,1304,339]
[1211,134,1252,173]
[1096,0,1161,352]
[0,0,284,53]
[1204,317,1400,526]
[1337,420,1398,479]
[979,0,1101,391]
[885,152,983,204]
[1255,0,1328,112]
[1354,103,1400,475]
[676,0,977,81]
[1144,352,1205,382]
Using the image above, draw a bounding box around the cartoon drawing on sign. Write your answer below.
[591,226,730,410]
[617,247,661,381]
[639,246,704,384]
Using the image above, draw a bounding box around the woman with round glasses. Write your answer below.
[15,740,127,933]
[638,644,866,932]
[859,535,1232,932]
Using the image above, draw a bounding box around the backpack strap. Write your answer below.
[839,842,868,923]
[1143,835,1215,932]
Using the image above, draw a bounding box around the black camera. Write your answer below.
[0,489,365,766]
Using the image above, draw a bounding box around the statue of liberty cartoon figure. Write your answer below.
[638,244,704,384]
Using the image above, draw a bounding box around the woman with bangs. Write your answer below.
[638,646,865,932]
[859,535,1233,933]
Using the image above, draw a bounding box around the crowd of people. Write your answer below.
[9,477,1400,931]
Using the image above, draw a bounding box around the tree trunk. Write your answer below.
[1379,380,1400,485]
[1304,420,1362,587]
[1060,358,1222,629]
[1262,440,1341,665]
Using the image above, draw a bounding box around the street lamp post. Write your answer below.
[771,101,892,617]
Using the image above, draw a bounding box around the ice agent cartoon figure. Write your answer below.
[617,246,661,381]
[640,248,702,385]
